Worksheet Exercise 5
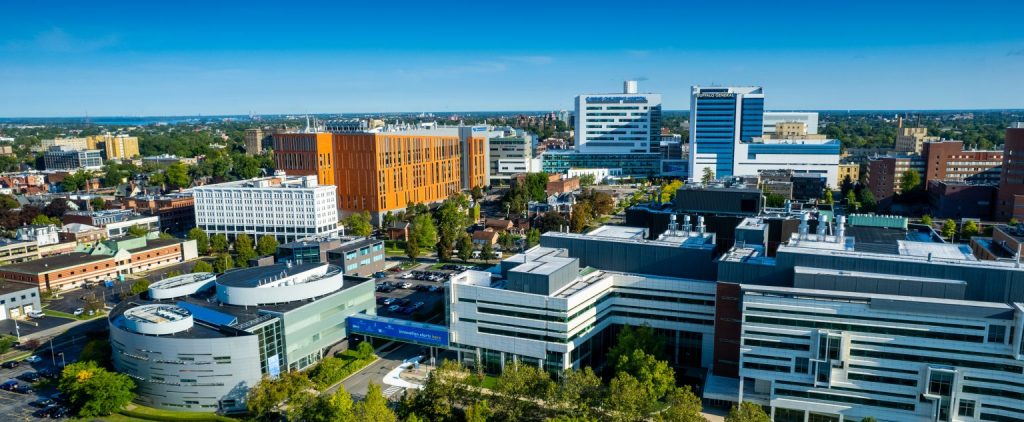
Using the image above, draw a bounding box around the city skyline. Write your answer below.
[2,0,1024,117]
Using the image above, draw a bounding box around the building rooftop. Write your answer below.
[193,173,325,190]
[548,225,716,250]
[0,283,38,295]
[0,252,110,274]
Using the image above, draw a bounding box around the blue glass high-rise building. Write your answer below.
[688,86,764,181]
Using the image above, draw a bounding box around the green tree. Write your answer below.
[493,361,554,421]
[725,402,770,422]
[498,232,516,251]
[210,233,229,254]
[297,388,356,422]
[921,215,933,227]
[58,361,135,417]
[845,190,859,212]
[101,166,125,188]
[31,214,60,226]
[899,169,922,194]
[127,224,150,237]
[609,324,666,364]
[0,194,18,210]
[247,371,315,421]
[615,349,676,401]
[961,220,980,239]
[605,373,652,422]
[165,162,191,189]
[480,242,494,263]
[77,339,112,368]
[859,188,877,212]
[397,360,477,422]
[524,172,551,202]
[355,383,398,422]
[407,213,437,262]
[90,197,105,211]
[1010,218,1020,226]
[526,228,541,248]
[234,233,256,267]
[382,211,397,229]
[656,387,707,422]
[570,202,592,233]
[823,189,833,205]
[554,367,603,419]
[764,192,786,208]
[472,202,481,222]
[465,399,491,422]
[129,279,150,296]
[0,337,16,355]
[213,253,234,273]
[579,173,596,187]
[457,233,474,262]
[187,227,210,255]
[344,211,374,237]
[471,185,485,201]
[941,219,957,239]
[701,167,715,185]
[436,195,471,261]
[660,180,684,203]
[257,235,279,256]
[192,260,214,273]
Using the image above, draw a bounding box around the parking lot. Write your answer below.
[0,358,67,420]
[372,264,480,321]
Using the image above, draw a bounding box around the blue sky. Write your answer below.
[2,0,1023,117]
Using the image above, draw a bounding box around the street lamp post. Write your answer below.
[50,338,55,367]
[58,352,65,368]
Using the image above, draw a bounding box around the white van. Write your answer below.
[28,311,44,319]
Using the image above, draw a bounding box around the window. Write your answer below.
[958,399,975,417]
[794,357,809,374]
[929,371,954,396]
[988,325,1006,343]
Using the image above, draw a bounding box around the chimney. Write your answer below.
[697,216,706,234]
[835,215,846,244]
[799,212,810,240]
[682,215,692,235]
[817,215,829,239]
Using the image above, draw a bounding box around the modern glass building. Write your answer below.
[688,86,765,180]
[541,150,661,178]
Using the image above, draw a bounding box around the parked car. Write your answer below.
[373,272,387,278]
[17,372,39,382]
[400,282,413,289]
[49,406,69,418]
[24,355,42,364]
[1,361,18,369]
[414,285,430,292]
[386,305,401,312]
[410,301,425,310]
[0,380,17,390]
[389,267,403,272]
[29,398,54,408]
[12,383,33,394]
[428,285,442,293]
[28,310,44,319]
[38,368,59,379]
[381,297,397,306]
[376,297,389,305]
[73,308,85,316]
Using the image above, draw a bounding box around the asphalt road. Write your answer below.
[335,342,423,400]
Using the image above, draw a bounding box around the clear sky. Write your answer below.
[2,0,1023,117]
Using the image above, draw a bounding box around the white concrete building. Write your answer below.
[447,226,719,374]
[574,80,662,154]
[488,127,534,185]
[734,138,841,188]
[15,224,60,246]
[738,285,1024,422]
[763,111,819,135]
[566,168,619,184]
[193,172,338,243]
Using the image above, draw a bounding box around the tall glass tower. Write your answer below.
[688,86,764,181]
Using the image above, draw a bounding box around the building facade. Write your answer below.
[244,128,264,155]
[193,173,339,243]
[108,264,376,412]
[325,238,386,277]
[273,125,488,222]
[689,86,765,180]
[763,112,819,136]
[488,128,534,185]
[44,146,103,170]
[996,124,1024,220]
[895,124,940,155]
[573,80,662,154]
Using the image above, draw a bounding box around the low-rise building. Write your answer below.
[64,209,161,238]
[108,263,376,412]
[58,223,107,244]
[838,162,860,184]
[0,239,39,266]
[325,238,386,276]
[14,224,60,247]
[0,284,42,320]
[471,229,499,247]
[927,180,996,219]
[44,146,103,170]
[0,235,197,291]
[120,193,195,236]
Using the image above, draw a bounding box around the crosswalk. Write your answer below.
[382,385,404,399]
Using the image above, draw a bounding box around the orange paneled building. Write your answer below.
[274,128,488,221]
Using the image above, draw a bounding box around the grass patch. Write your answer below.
[399,261,419,270]
[116,404,239,421]
[478,375,499,390]
[308,347,378,389]
[42,308,106,321]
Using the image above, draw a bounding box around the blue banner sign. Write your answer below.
[347,316,449,348]
[585,96,648,104]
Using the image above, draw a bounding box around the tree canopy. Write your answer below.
[58,361,136,417]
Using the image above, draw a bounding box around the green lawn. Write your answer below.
[112,404,240,421]
[42,308,105,321]
[479,374,499,390]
